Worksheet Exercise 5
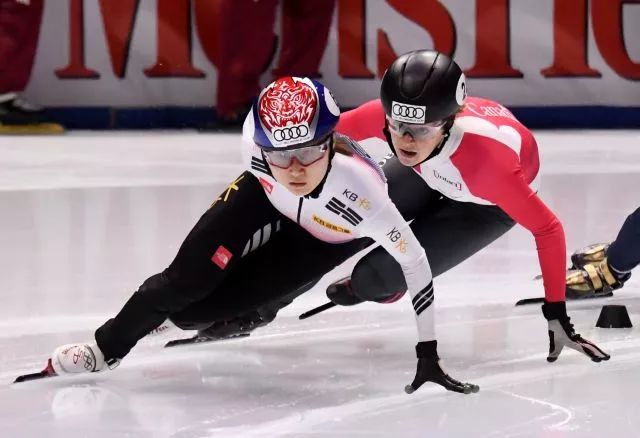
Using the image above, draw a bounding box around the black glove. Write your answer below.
[541,301,610,362]
[405,340,479,395]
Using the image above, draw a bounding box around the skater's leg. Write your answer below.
[170,221,370,329]
[95,173,283,360]
[607,207,640,274]
[350,201,515,301]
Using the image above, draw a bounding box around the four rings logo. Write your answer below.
[393,105,424,118]
[273,124,310,142]
[391,101,426,124]
[273,125,309,141]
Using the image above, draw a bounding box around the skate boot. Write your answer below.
[198,306,276,340]
[0,93,64,134]
[326,277,364,305]
[165,306,276,347]
[569,243,609,270]
[50,342,116,375]
[566,257,630,299]
[326,276,405,305]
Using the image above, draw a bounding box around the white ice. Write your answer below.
[1,130,639,438]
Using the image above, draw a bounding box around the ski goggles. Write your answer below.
[386,117,446,140]
[262,137,331,168]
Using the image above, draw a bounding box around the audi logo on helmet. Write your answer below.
[272,124,310,142]
[393,105,425,119]
[391,101,427,124]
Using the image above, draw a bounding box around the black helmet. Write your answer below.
[380,50,466,124]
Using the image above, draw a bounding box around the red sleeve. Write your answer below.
[452,134,566,302]
[336,99,387,142]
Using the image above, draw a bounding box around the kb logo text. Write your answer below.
[343,189,358,202]
[387,227,402,242]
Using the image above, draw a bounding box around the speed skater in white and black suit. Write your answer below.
[42,77,477,394]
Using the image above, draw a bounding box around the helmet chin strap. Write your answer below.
[382,121,451,166]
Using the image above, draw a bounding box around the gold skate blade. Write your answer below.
[0,123,65,135]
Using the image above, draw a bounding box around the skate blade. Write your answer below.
[164,332,250,348]
[515,291,613,306]
[0,123,65,135]
[13,358,57,383]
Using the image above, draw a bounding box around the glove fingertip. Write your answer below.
[547,356,558,363]
[404,384,415,394]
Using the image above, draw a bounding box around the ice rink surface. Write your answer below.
[1,130,639,437]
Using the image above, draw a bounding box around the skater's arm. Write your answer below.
[453,134,566,302]
[363,199,434,341]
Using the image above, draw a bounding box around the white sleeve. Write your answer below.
[362,199,435,342]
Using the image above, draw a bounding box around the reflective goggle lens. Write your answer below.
[263,139,330,168]
[386,117,445,140]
